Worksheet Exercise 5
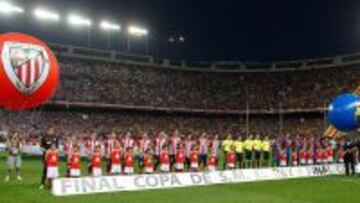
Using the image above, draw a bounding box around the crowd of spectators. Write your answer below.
[2,54,357,145]
[53,56,359,110]
[0,110,324,144]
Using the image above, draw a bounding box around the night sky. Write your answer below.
[2,0,360,61]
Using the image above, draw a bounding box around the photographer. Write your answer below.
[344,138,358,176]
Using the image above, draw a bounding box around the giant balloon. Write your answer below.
[0,33,59,110]
[327,93,360,132]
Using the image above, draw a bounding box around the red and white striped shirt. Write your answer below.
[105,139,116,158]
[169,136,181,155]
[63,142,73,156]
[154,137,167,156]
[84,139,101,157]
[185,140,193,158]
[210,139,220,156]
[139,139,151,154]
[122,138,135,150]
[198,138,208,155]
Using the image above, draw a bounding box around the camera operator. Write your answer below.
[344,138,358,176]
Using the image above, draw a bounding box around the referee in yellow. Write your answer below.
[261,136,271,167]
[355,105,360,125]
[253,135,262,168]
[233,136,244,168]
[222,134,234,170]
[243,134,254,168]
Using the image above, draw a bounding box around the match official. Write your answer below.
[222,135,233,170]
[261,136,271,167]
[243,135,254,168]
[253,135,262,168]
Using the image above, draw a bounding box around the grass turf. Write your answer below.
[1,155,360,203]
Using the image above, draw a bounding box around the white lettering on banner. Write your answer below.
[52,164,357,196]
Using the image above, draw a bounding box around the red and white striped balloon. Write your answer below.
[0,33,59,110]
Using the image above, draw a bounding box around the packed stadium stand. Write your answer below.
[52,44,360,111]
[2,43,360,140]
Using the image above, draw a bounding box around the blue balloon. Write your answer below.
[327,93,360,132]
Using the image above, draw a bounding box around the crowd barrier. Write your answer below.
[0,143,87,157]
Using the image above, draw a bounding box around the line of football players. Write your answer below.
[42,133,346,187]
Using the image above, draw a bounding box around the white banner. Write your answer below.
[4,144,87,157]
[0,143,5,152]
[22,144,43,155]
[52,164,358,196]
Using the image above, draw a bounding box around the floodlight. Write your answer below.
[128,25,148,36]
[34,8,60,21]
[0,1,24,15]
[100,21,121,31]
[68,14,92,26]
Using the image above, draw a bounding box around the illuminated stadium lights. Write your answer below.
[127,25,149,53]
[68,14,92,26]
[100,21,121,31]
[0,1,24,15]
[128,25,148,36]
[34,8,60,21]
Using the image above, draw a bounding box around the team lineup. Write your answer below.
[5,126,346,189]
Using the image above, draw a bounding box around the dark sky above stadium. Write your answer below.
[3,0,360,61]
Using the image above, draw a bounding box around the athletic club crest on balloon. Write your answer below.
[2,41,50,95]
[0,33,59,110]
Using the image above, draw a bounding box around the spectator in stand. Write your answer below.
[55,56,360,111]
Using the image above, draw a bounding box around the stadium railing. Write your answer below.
[48,43,360,73]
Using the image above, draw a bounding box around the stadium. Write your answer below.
[1,0,360,203]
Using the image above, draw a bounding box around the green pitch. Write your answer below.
[1,155,360,203]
